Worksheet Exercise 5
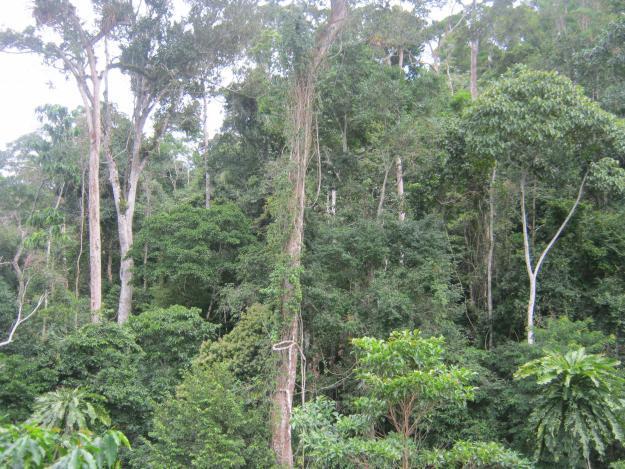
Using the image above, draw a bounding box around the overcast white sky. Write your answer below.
[0,0,459,149]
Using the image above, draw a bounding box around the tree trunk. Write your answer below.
[75,165,86,300]
[45,183,65,309]
[203,93,211,209]
[395,156,405,222]
[377,164,390,219]
[271,2,347,466]
[73,44,103,323]
[106,236,113,284]
[117,218,134,324]
[486,165,496,349]
[469,0,479,100]
[103,49,157,324]
[341,114,348,154]
[526,272,537,345]
[470,39,478,100]
[87,119,102,321]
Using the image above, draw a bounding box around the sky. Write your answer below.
[0,0,460,150]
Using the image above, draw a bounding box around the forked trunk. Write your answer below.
[520,173,587,345]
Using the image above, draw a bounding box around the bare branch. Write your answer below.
[0,294,46,348]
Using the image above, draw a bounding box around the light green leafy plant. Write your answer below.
[515,348,625,466]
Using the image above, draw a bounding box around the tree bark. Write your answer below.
[271,1,347,466]
[395,156,405,222]
[470,38,478,100]
[45,183,65,309]
[106,236,113,284]
[86,92,102,321]
[0,227,45,347]
[75,165,86,300]
[68,31,105,323]
[377,164,390,219]
[486,165,496,349]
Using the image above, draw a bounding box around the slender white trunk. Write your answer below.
[520,173,587,344]
[486,165,496,348]
[526,273,537,345]
[44,183,65,309]
[203,94,212,209]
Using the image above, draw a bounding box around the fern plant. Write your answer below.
[515,348,625,467]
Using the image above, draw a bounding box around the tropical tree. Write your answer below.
[351,330,475,469]
[515,348,625,466]
[463,66,623,344]
[0,0,130,320]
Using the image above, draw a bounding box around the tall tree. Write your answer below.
[106,0,255,323]
[104,1,179,324]
[271,1,348,466]
[0,0,126,321]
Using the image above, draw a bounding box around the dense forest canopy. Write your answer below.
[1,0,625,467]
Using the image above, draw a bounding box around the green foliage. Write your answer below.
[464,66,621,178]
[127,305,218,398]
[0,352,58,422]
[135,203,256,314]
[588,157,625,198]
[419,440,533,468]
[351,330,475,424]
[136,363,274,468]
[196,303,274,385]
[534,317,615,354]
[515,348,625,465]
[0,423,129,469]
[55,324,151,440]
[4,2,625,468]
[292,396,403,468]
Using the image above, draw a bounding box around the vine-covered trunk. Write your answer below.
[272,76,312,468]
[271,2,347,466]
